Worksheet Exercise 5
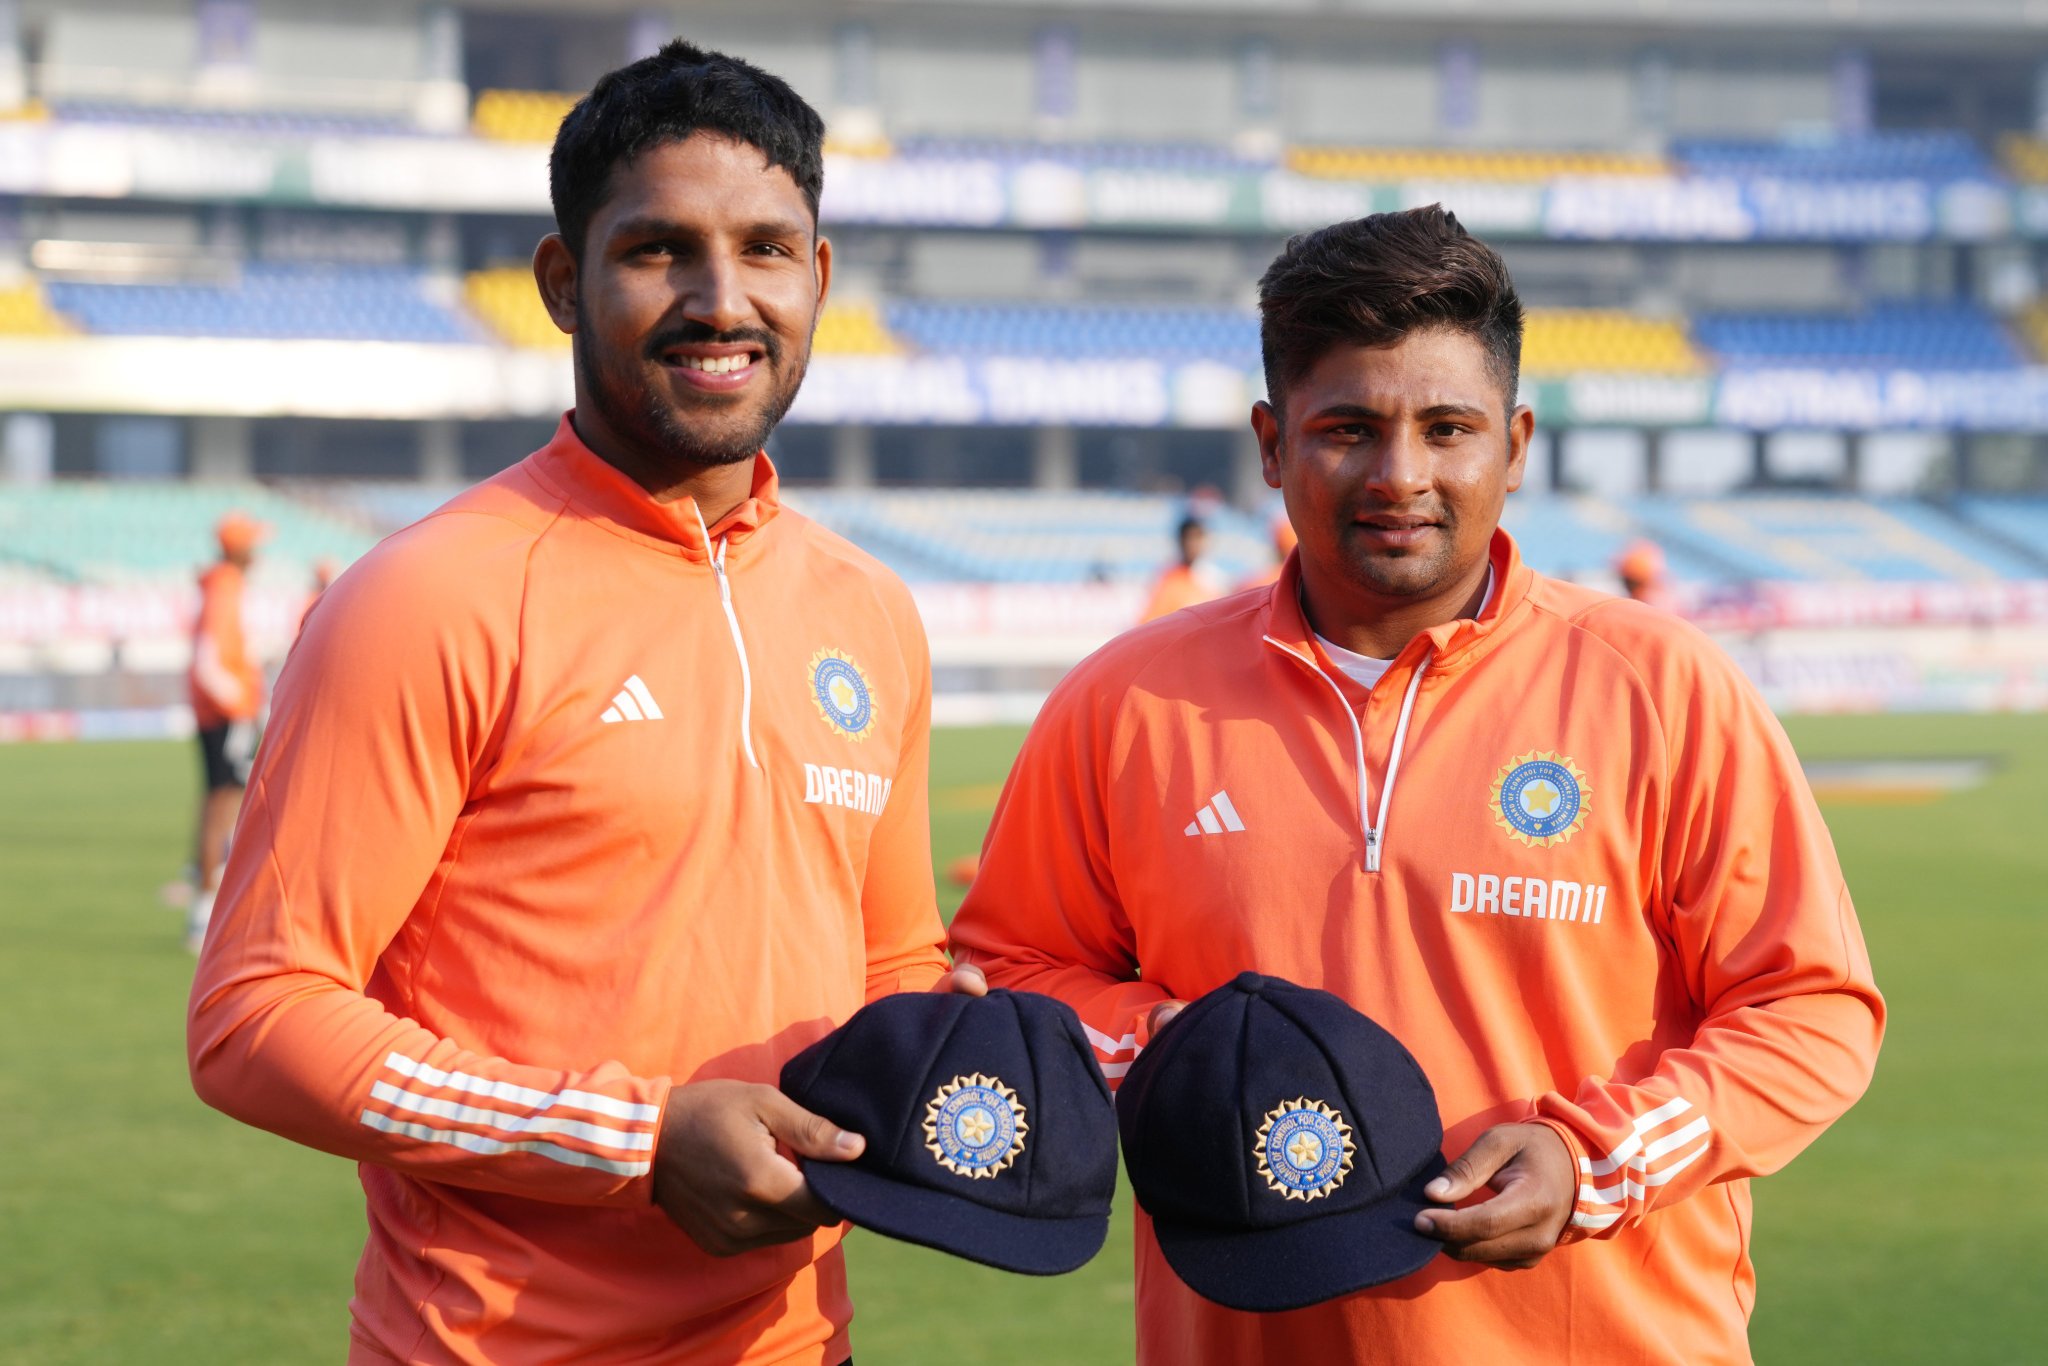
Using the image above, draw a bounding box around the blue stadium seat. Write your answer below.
[1692,303,2020,371]
[44,265,483,344]
[1673,132,1994,183]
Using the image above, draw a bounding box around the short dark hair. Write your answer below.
[549,39,826,257]
[1257,205,1524,415]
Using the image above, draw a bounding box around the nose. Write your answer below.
[676,249,752,335]
[1359,425,1433,504]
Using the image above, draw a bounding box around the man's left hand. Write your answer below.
[931,963,987,996]
[1413,1122,1576,1269]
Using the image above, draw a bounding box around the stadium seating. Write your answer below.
[51,100,417,138]
[464,267,566,349]
[1286,146,1667,182]
[1519,311,1699,375]
[786,489,1272,584]
[45,265,481,344]
[1625,495,2036,581]
[891,138,1274,172]
[1999,134,2048,184]
[885,301,1260,362]
[0,484,375,586]
[1672,132,1994,182]
[0,281,73,335]
[1952,497,2048,564]
[471,89,578,142]
[1691,303,2021,370]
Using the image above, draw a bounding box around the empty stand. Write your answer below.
[1673,132,1994,182]
[45,265,481,344]
[1692,303,2020,370]
[1520,311,1700,375]
[1287,146,1667,181]
[0,485,375,586]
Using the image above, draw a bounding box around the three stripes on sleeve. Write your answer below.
[359,1052,662,1178]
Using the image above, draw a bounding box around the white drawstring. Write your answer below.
[692,505,759,770]
[1262,637,1430,873]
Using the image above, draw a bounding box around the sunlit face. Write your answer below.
[1255,326,1530,612]
[540,134,830,471]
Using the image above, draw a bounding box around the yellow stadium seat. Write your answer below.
[1285,146,1670,182]
[0,281,73,336]
[812,300,901,356]
[464,267,567,349]
[473,89,581,143]
[1519,310,1701,376]
[2001,134,2048,185]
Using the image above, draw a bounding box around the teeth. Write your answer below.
[678,355,753,374]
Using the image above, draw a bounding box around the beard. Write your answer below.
[574,309,809,471]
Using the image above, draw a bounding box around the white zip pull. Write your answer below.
[1366,651,1430,873]
[1262,634,1430,874]
[693,507,759,771]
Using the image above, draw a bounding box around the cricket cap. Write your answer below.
[779,988,1118,1275]
[1117,972,1447,1312]
[215,510,270,556]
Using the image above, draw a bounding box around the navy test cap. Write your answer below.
[778,988,1118,1275]
[1117,972,1448,1312]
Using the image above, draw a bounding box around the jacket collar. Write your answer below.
[1261,528,1532,677]
[527,412,782,561]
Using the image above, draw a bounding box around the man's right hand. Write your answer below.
[652,1079,864,1257]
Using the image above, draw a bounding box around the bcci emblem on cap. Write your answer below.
[810,648,874,741]
[925,1074,1028,1179]
[1492,750,1591,848]
[1255,1097,1354,1202]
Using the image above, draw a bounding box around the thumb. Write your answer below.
[759,1089,866,1163]
[1424,1127,1517,1204]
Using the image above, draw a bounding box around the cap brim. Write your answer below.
[802,1157,1110,1276]
[1149,1149,1448,1313]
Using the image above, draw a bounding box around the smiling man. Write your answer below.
[188,42,977,1366]
[949,207,1883,1364]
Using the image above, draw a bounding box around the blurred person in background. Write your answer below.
[184,510,266,953]
[1237,513,1300,592]
[1141,513,1225,622]
[1616,538,1677,612]
[297,555,341,635]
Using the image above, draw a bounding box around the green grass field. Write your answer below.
[2,717,2042,1363]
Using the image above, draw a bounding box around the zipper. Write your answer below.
[1262,636,1431,873]
[693,505,759,770]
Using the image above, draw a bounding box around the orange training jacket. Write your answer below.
[188,416,948,1365]
[189,560,261,727]
[949,531,1883,1366]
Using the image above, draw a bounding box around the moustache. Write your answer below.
[644,323,782,364]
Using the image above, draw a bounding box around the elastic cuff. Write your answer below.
[1531,1117,1597,1246]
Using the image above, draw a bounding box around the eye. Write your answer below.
[1428,422,1468,439]
[746,241,795,258]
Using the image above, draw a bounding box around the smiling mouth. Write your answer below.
[663,349,763,374]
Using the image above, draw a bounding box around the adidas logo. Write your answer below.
[600,675,664,724]
[1183,790,1245,836]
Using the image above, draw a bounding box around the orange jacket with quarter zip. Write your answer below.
[949,530,1883,1366]
[187,415,948,1366]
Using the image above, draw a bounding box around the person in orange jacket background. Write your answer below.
[184,509,266,952]
[188,42,978,1366]
[949,206,1882,1365]
[1139,514,1225,622]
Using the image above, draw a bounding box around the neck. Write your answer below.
[1300,553,1493,660]
[569,408,757,527]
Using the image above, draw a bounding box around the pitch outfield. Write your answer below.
[1,717,2040,1364]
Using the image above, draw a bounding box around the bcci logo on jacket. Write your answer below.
[1491,751,1590,848]
[924,1074,1027,1179]
[810,649,874,741]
